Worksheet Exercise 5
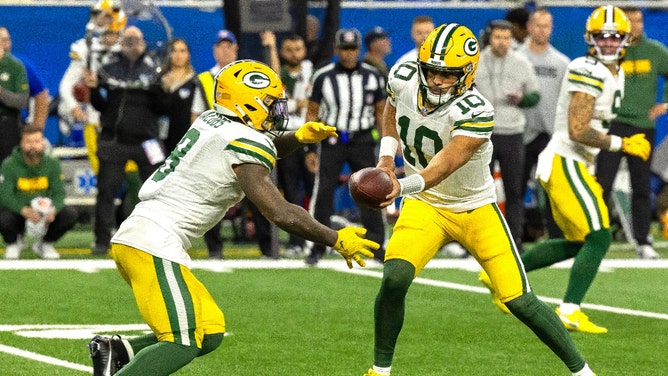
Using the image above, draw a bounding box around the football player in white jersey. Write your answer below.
[86,60,379,376]
[509,5,651,335]
[363,24,596,376]
[58,0,126,139]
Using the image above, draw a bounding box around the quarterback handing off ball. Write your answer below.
[349,167,393,209]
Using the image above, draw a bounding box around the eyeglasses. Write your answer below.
[121,36,143,46]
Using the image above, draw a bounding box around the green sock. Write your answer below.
[115,342,199,376]
[127,333,158,355]
[521,238,581,272]
[505,292,585,372]
[198,333,224,357]
[563,229,611,305]
[374,259,415,367]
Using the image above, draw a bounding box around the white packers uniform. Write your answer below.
[385,61,529,301]
[110,110,277,348]
[58,37,129,174]
[536,56,624,242]
[58,37,119,132]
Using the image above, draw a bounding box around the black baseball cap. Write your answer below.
[364,27,389,48]
[335,28,361,48]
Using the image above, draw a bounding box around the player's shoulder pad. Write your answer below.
[387,61,419,96]
[69,39,87,61]
[567,56,609,93]
[450,89,494,133]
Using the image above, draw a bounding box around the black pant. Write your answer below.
[277,147,313,248]
[0,114,21,163]
[596,122,655,245]
[94,139,160,247]
[490,133,525,247]
[309,133,385,261]
[0,206,78,243]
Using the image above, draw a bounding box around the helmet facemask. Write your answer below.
[262,97,289,136]
[587,32,629,64]
[418,63,465,106]
[584,5,631,64]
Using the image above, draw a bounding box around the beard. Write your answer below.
[23,149,44,165]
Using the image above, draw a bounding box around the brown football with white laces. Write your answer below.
[348,167,393,210]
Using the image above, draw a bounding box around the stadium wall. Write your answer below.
[0,5,666,143]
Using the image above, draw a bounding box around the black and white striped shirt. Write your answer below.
[308,61,386,133]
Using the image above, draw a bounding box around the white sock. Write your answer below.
[572,363,594,376]
[372,365,391,375]
[559,303,580,315]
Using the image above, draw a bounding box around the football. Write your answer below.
[348,167,393,209]
[72,80,90,103]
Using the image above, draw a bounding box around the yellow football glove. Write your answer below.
[333,227,379,269]
[622,133,651,161]
[295,121,338,144]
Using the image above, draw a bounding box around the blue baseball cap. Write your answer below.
[216,29,237,44]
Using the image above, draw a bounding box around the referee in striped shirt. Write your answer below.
[305,28,387,265]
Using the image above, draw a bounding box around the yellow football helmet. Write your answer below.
[585,5,630,63]
[214,60,289,133]
[90,0,126,34]
[418,23,480,106]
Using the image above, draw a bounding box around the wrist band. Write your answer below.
[609,135,622,152]
[398,174,425,196]
[379,136,399,159]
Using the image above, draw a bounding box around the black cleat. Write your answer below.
[88,335,129,376]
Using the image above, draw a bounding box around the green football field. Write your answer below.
[1,234,667,375]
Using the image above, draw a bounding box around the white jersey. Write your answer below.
[58,36,120,130]
[387,61,497,212]
[112,110,278,266]
[545,56,624,166]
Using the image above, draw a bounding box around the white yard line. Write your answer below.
[340,266,668,321]
[0,258,666,373]
[0,343,93,373]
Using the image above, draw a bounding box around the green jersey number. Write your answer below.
[152,128,200,182]
[397,116,442,168]
[397,94,486,168]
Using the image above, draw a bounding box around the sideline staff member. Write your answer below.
[305,28,387,265]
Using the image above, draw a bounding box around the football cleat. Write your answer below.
[364,369,389,376]
[556,309,608,334]
[88,335,130,376]
[478,270,511,314]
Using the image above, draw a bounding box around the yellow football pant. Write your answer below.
[386,198,530,303]
[111,244,226,348]
[542,155,609,242]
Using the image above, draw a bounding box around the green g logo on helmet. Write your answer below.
[463,37,479,56]
[243,72,271,89]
